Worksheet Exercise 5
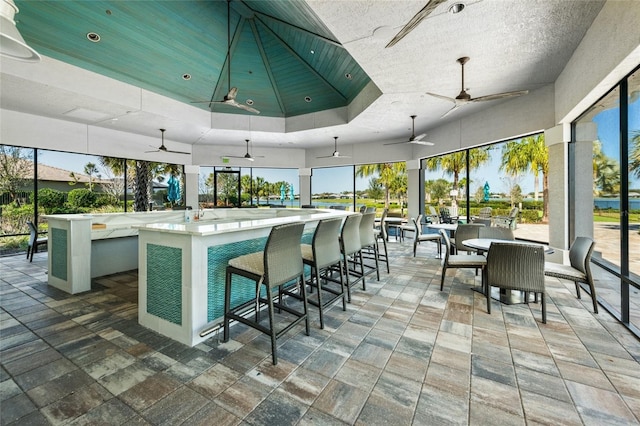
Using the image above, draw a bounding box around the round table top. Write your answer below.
[426,223,458,231]
[463,238,553,253]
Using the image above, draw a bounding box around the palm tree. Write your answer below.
[424,148,490,193]
[99,157,171,211]
[240,174,253,205]
[356,163,406,208]
[593,141,620,195]
[500,135,549,219]
[83,162,100,191]
[630,131,640,179]
[255,176,266,205]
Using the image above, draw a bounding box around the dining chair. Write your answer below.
[544,237,597,313]
[438,229,487,291]
[398,214,422,242]
[486,242,546,323]
[454,223,485,255]
[426,206,440,224]
[300,218,346,329]
[412,217,442,257]
[223,222,308,365]
[471,218,492,227]
[494,207,519,229]
[478,226,515,241]
[478,207,493,219]
[26,220,47,262]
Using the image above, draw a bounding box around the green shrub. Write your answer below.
[67,188,96,208]
[0,203,33,235]
[37,188,66,213]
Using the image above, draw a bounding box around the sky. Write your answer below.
[35,93,639,196]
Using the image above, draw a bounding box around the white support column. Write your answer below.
[574,122,597,240]
[184,165,200,209]
[406,160,421,220]
[545,125,569,252]
[299,168,312,206]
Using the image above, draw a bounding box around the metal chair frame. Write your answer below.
[223,222,309,365]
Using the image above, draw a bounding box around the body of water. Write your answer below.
[595,198,640,210]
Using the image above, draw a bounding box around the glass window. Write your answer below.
[311,166,354,210]
[0,145,35,255]
[628,69,639,278]
[355,163,406,216]
[422,136,548,242]
[251,168,299,208]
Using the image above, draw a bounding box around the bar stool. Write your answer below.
[223,222,308,365]
[339,214,364,302]
[374,209,390,273]
[300,217,346,329]
[358,212,380,281]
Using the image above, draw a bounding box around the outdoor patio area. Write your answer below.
[1,239,639,425]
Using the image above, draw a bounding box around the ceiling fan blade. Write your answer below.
[223,155,254,161]
[233,102,261,114]
[385,0,447,48]
[409,140,435,146]
[165,149,191,155]
[470,90,529,103]
[384,138,434,146]
[441,104,461,118]
[414,133,427,140]
[426,92,457,104]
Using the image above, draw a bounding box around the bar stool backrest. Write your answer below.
[264,222,305,287]
[341,214,362,256]
[359,212,376,247]
[312,218,342,269]
[379,208,388,240]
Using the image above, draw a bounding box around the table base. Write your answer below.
[472,287,535,305]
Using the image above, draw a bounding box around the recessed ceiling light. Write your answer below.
[345,73,352,80]
[449,3,465,14]
[246,99,254,106]
[105,9,112,15]
[304,96,312,102]
[86,32,101,42]
[182,73,191,80]
[310,50,315,54]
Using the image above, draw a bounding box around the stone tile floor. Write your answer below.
[1,241,639,425]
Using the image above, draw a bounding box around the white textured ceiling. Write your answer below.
[1,0,606,152]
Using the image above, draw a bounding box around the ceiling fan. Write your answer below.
[222,139,263,161]
[427,56,529,118]
[191,0,260,114]
[384,115,434,146]
[385,0,447,48]
[318,136,350,158]
[145,129,190,155]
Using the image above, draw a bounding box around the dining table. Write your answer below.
[463,238,553,305]
[426,223,458,254]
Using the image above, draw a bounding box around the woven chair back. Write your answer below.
[312,218,342,269]
[479,226,514,240]
[486,243,544,292]
[264,222,305,288]
[341,214,362,256]
[455,224,484,253]
[359,212,377,247]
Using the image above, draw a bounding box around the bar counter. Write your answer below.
[134,208,351,346]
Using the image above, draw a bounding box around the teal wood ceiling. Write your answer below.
[14,0,371,118]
